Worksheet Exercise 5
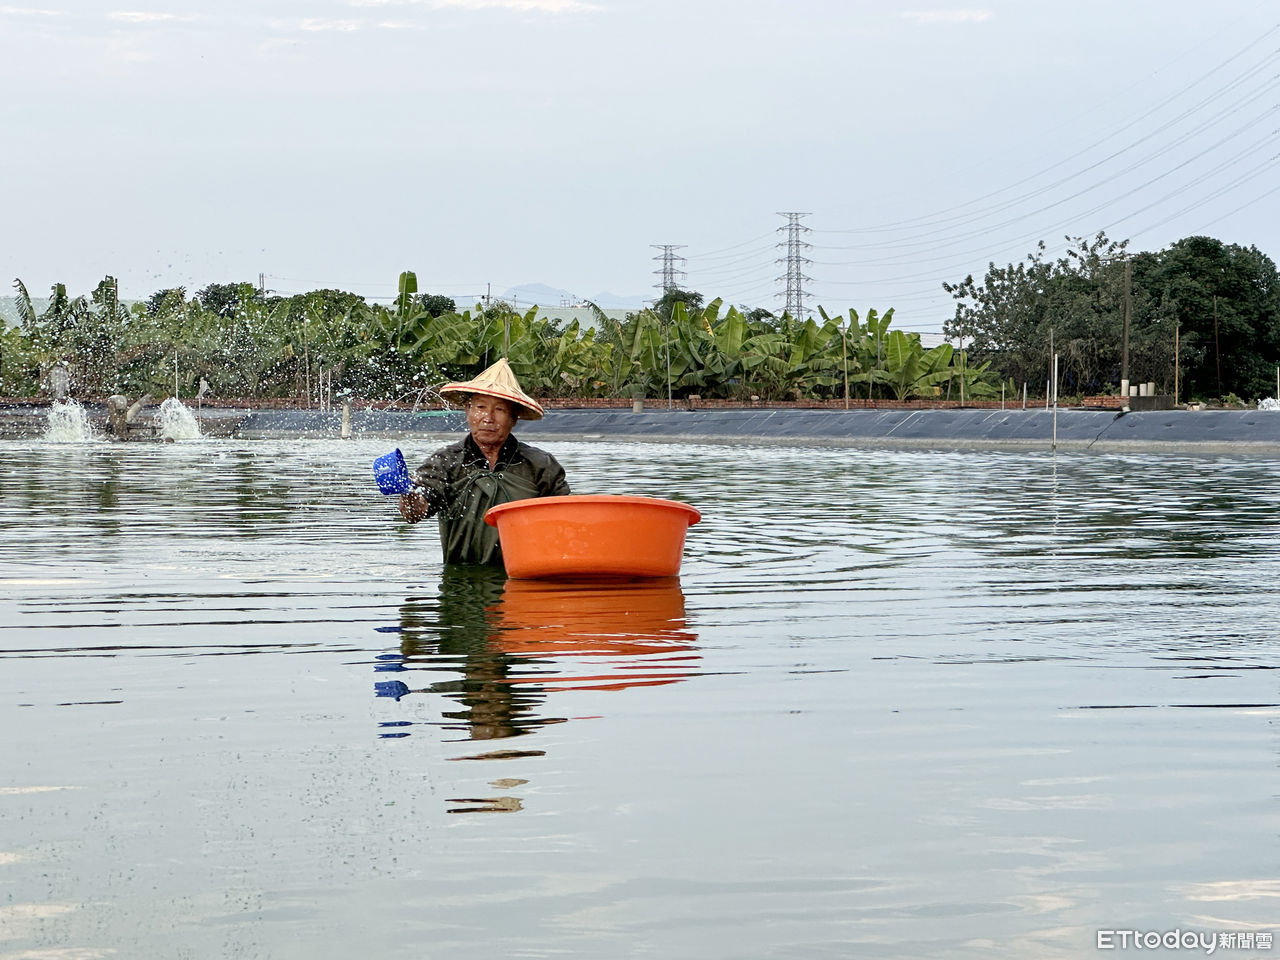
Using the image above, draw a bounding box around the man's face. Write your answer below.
[465,395,518,448]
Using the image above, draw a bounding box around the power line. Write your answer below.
[684,231,779,259]
[811,96,1279,264]
[689,258,779,284]
[666,25,1279,335]
[811,25,1280,237]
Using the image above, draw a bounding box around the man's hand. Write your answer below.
[398,488,429,523]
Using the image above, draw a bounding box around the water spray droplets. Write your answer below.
[157,397,201,441]
[44,401,96,443]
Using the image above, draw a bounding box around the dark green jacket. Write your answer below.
[412,434,570,566]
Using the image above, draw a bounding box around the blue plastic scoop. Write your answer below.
[373,448,415,495]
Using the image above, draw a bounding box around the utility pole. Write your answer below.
[651,245,687,296]
[1175,322,1180,406]
[841,319,849,409]
[1102,254,1132,397]
[1122,259,1131,392]
[1213,294,1222,395]
[775,212,813,320]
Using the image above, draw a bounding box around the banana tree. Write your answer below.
[949,350,1000,400]
[406,307,485,381]
[396,271,418,317]
[882,330,956,401]
[817,307,865,403]
[581,300,635,396]
[504,308,568,394]
[738,329,791,398]
[705,300,747,379]
[57,277,132,395]
[14,280,90,388]
[0,323,38,395]
[545,319,605,395]
[662,300,725,393]
[784,313,845,397]
[629,309,670,396]
[665,298,777,399]
[845,307,898,400]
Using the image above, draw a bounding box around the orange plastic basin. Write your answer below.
[484,494,701,580]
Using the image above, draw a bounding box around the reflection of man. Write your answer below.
[380,571,701,814]
[389,568,551,814]
[397,359,569,566]
[397,566,555,744]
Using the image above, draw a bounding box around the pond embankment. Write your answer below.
[6,401,1278,452]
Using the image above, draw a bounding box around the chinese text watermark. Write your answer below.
[1097,930,1273,954]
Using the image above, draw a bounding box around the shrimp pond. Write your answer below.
[2,434,1280,959]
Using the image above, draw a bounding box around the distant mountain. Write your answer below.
[500,283,647,311]
[588,290,649,310]
[500,282,573,307]
[0,298,28,326]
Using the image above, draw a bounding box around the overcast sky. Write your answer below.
[2,0,1276,331]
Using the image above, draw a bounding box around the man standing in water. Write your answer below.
[397,358,570,566]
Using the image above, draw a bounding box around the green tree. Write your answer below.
[944,233,1280,401]
[653,287,703,322]
[146,287,187,316]
[197,282,248,319]
[0,321,38,395]
[418,294,456,318]
[945,234,1138,398]
[1142,237,1280,401]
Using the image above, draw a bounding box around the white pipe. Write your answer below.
[1052,354,1059,450]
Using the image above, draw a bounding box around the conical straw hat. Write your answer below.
[438,357,545,420]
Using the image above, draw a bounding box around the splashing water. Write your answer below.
[157,397,201,441]
[1259,398,1280,411]
[44,400,95,442]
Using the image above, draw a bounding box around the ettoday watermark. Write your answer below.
[1097,930,1273,954]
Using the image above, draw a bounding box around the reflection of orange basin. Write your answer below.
[492,578,698,691]
[484,494,701,580]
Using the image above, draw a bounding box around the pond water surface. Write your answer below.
[2,435,1279,959]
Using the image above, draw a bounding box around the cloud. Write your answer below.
[255,36,303,60]
[436,0,600,10]
[348,0,600,12]
[108,10,196,23]
[0,6,66,14]
[902,9,993,25]
[298,17,362,31]
[264,16,368,34]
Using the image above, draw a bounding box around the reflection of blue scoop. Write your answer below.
[373,448,415,495]
[375,680,412,701]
